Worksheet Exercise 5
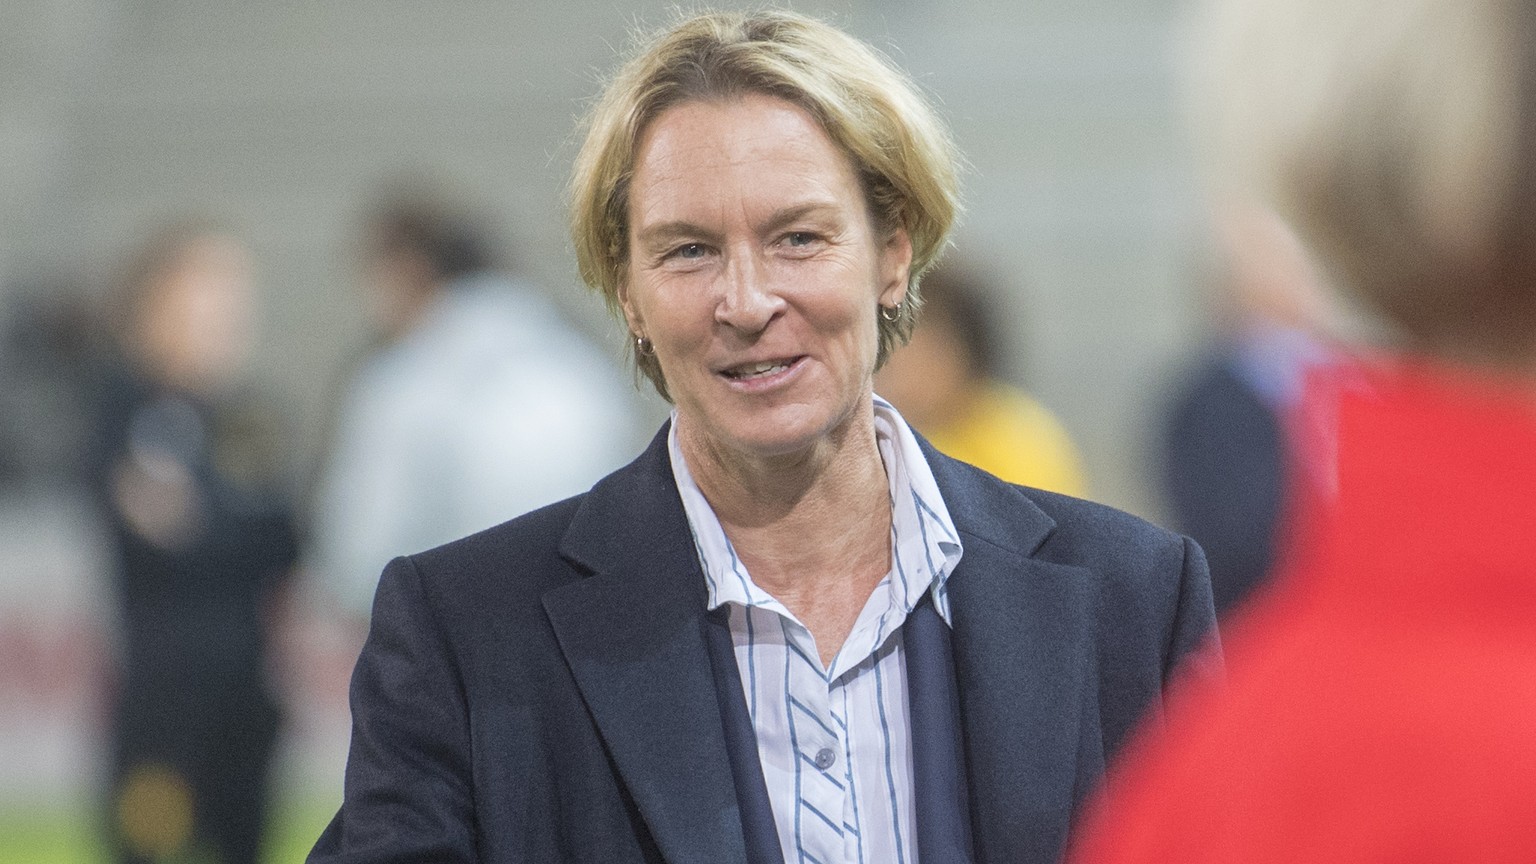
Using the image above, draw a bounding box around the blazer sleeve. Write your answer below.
[1163,536,1223,700]
[308,555,478,864]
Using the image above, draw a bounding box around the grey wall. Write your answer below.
[1,0,1211,519]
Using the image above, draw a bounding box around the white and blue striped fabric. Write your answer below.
[669,396,964,864]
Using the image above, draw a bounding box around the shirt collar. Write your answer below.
[668,395,963,626]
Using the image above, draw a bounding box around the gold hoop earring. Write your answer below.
[634,334,655,356]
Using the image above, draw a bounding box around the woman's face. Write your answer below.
[621,93,911,461]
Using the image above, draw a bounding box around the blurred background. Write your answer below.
[0,0,1240,861]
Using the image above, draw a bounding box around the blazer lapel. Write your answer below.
[925,444,1099,864]
[904,597,977,863]
[544,425,748,864]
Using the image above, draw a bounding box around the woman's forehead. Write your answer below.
[628,95,863,229]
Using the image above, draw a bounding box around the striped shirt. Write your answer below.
[669,396,964,864]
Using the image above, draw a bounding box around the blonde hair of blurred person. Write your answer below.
[1072,0,1536,860]
[875,265,1087,496]
[568,9,961,398]
[1189,0,1536,367]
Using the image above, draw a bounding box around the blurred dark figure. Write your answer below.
[1072,0,1536,859]
[90,222,298,864]
[310,184,637,620]
[875,265,1087,496]
[1159,205,1331,615]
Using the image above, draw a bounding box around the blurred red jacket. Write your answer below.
[1070,356,1536,863]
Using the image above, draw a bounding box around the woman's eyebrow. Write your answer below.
[634,220,723,251]
[759,202,842,236]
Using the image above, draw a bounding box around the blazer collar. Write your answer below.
[546,423,748,864]
[920,435,1055,556]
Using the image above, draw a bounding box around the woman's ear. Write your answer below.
[617,279,644,336]
[879,226,914,308]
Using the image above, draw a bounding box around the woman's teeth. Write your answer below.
[728,360,789,380]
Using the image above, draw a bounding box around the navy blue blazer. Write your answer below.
[310,425,1218,864]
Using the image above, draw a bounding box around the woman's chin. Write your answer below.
[709,423,824,462]
[680,400,866,467]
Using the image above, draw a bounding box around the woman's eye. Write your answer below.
[785,232,817,247]
[663,243,708,262]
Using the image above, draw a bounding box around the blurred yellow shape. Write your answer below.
[116,761,194,860]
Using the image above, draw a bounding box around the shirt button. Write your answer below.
[814,747,836,770]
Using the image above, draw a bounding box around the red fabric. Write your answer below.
[1071,357,1536,863]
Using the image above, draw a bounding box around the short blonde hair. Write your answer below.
[569,9,961,398]
[1188,0,1536,362]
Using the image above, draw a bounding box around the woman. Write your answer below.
[311,11,1215,864]
[1071,0,1536,860]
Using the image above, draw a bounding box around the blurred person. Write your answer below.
[875,264,1088,496]
[1071,0,1536,860]
[308,185,640,620]
[1159,205,1334,616]
[89,221,299,864]
[310,11,1216,864]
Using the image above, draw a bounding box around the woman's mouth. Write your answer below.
[723,359,792,380]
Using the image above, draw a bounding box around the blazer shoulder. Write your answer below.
[1012,483,1192,577]
[1019,484,1177,538]
[402,493,591,608]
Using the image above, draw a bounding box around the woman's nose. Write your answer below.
[715,254,785,333]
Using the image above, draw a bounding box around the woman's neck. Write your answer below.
[678,408,894,664]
